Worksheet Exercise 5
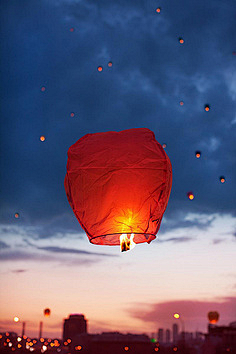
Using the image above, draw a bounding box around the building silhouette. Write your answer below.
[173,323,179,343]
[63,314,87,341]
[158,328,164,343]
[166,328,171,344]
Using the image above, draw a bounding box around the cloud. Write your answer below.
[0,240,10,249]
[11,269,28,273]
[128,297,236,330]
[36,245,116,257]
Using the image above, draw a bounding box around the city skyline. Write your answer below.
[0,0,235,343]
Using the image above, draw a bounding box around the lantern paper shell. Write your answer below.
[208,311,219,324]
[65,128,172,246]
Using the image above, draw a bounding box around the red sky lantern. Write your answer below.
[44,308,51,317]
[208,311,219,324]
[97,66,103,72]
[65,128,172,250]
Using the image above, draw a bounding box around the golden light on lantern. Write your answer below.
[97,66,103,72]
[156,7,161,13]
[40,136,46,142]
[208,311,219,324]
[220,176,225,183]
[187,192,194,200]
[13,317,20,323]
[75,346,82,351]
[204,104,210,112]
[195,151,201,158]
[179,37,184,44]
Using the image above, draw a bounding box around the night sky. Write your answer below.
[0,0,236,339]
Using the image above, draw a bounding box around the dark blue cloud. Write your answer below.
[0,0,235,239]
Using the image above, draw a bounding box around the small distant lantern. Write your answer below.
[41,87,46,92]
[179,101,184,106]
[97,66,103,72]
[219,176,225,183]
[70,27,75,32]
[156,7,161,13]
[40,136,46,142]
[187,191,194,200]
[162,143,167,149]
[204,104,210,112]
[70,112,75,117]
[108,61,113,67]
[208,311,219,324]
[44,308,51,317]
[124,347,129,351]
[14,317,20,322]
[179,37,184,44]
[14,213,19,219]
[173,313,180,319]
[195,151,201,158]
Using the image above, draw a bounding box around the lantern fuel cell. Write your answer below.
[65,128,172,249]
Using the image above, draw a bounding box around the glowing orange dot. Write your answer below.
[97,66,103,72]
[220,176,225,183]
[40,338,44,343]
[162,143,167,149]
[173,347,178,352]
[14,317,19,322]
[188,193,194,200]
[41,86,46,92]
[76,346,82,350]
[179,101,184,106]
[70,112,75,117]
[174,313,180,319]
[179,38,184,44]
[204,104,210,111]
[124,347,129,351]
[7,339,10,342]
[40,136,45,142]
[108,61,113,67]
[156,7,161,13]
[6,333,9,336]
[155,348,159,352]
[14,213,19,219]
[17,344,22,349]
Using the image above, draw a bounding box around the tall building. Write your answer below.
[63,314,87,341]
[158,328,164,343]
[172,323,179,343]
[166,329,171,344]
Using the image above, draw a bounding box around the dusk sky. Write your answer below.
[0,0,236,340]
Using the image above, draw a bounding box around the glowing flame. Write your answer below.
[120,234,136,252]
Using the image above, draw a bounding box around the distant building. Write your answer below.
[158,328,164,343]
[173,323,179,343]
[166,329,171,343]
[63,314,87,341]
[202,323,236,353]
[71,332,152,354]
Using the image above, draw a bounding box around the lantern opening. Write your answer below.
[120,233,136,252]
